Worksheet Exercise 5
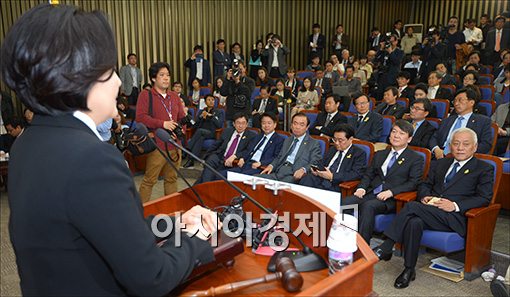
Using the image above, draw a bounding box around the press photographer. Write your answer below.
[226,71,252,127]
[420,27,447,81]
[262,34,291,78]
[371,34,404,100]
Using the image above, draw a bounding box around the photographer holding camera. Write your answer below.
[420,28,447,82]
[136,62,186,203]
[262,34,290,78]
[373,34,404,100]
[226,71,252,127]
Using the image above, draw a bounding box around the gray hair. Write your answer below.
[450,127,478,144]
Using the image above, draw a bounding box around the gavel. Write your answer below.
[182,257,303,296]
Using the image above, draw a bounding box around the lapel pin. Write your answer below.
[242,136,246,139]
[346,154,352,158]
[464,169,470,174]
[364,117,369,122]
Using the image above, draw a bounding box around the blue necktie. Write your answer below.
[285,138,300,163]
[444,162,460,184]
[329,151,343,172]
[374,152,398,194]
[250,136,267,160]
[444,116,464,155]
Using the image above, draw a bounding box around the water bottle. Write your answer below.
[327,214,358,275]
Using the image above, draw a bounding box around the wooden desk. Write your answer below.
[144,181,378,296]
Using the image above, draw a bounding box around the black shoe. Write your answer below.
[183,159,194,168]
[490,279,509,297]
[394,268,416,289]
[372,247,393,261]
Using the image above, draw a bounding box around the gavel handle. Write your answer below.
[182,272,282,297]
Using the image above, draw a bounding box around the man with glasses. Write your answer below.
[347,94,383,142]
[299,124,366,191]
[258,112,321,183]
[408,98,436,148]
[429,88,492,158]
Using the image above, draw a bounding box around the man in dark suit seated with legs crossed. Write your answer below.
[300,124,366,192]
[373,127,494,289]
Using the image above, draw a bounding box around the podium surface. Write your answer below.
[143,181,378,296]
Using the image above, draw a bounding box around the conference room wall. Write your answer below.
[1,0,508,110]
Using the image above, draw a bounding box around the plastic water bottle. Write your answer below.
[327,214,358,275]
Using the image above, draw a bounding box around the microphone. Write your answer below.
[155,128,328,273]
[135,123,206,207]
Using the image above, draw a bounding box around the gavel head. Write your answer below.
[275,257,303,292]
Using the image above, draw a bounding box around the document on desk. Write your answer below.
[226,171,341,214]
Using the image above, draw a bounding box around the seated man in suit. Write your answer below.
[373,128,494,288]
[409,98,437,148]
[195,112,255,184]
[343,120,424,244]
[374,86,406,119]
[258,112,322,183]
[300,124,367,191]
[396,71,415,108]
[251,86,278,128]
[225,113,284,176]
[429,87,493,158]
[427,71,453,102]
[335,65,362,111]
[347,94,383,142]
[313,67,332,98]
[309,94,347,137]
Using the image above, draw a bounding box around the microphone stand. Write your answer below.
[156,128,328,272]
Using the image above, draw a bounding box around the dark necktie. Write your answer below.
[444,162,460,184]
[284,138,300,163]
[374,152,398,194]
[252,136,267,155]
[325,114,332,127]
[224,134,240,160]
[329,151,343,172]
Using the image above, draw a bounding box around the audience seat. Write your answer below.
[378,115,395,142]
[296,71,315,79]
[479,74,494,85]
[310,135,329,156]
[431,99,450,119]
[426,118,441,129]
[251,87,261,105]
[478,100,495,117]
[339,139,375,198]
[202,109,225,150]
[396,98,409,109]
[442,84,456,96]
[479,85,495,101]
[303,110,320,129]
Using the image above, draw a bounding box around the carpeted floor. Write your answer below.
[1,166,508,296]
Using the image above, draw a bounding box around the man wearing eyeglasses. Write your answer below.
[408,98,437,148]
[347,94,383,142]
[299,124,366,191]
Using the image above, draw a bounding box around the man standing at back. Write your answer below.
[119,53,142,106]
[136,62,186,203]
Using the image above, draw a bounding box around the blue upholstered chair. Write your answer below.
[378,115,395,142]
[479,86,495,101]
[202,108,225,150]
[296,71,315,79]
[303,110,320,131]
[426,118,441,129]
[478,100,495,117]
[396,98,409,109]
[251,87,261,105]
[339,139,375,198]
[431,99,450,119]
[310,135,329,157]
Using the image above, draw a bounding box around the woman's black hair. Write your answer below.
[1,4,117,116]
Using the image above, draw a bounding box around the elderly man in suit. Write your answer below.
[258,112,322,183]
[310,94,347,137]
[226,113,284,176]
[119,53,142,105]
[300,124,366,191]
[251,86,278,128]
[409,98,437,148]
[195,113,255,184]
[427,71,453,102]
[373,127,494,288]
[430,88,493,158]
[262,34,290,78]
[375,87,406,119]
[348,94,383,142]
[343,120,424,244]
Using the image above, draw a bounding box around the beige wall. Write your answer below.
[1,0,508,110]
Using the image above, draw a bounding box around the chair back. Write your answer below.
[426,118,441,129]
[251,87,261,105]
[379,115,395,142]
[246,127,260,134]
[275,130,291,140]
[478,100,495,116]
[296,71,314,79]
[408,146,432,178]
[199,86,212,97]
[489,122,498,155]
[352,139,375,165]
[340,111,355,121]
[479,74,494,85]
[442,84,457,95]
[303,110,320,127]
[474,153,503,204]
[215,108,226,127]
[310,135,329,156]
[188,106,197,120]
[479,85,495,100]
[397,98,409,108]
[431,99,450,119]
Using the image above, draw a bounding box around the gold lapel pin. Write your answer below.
[464,169,470,174]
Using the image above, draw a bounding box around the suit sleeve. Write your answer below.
[455,162,493,214]
[476,116,493,154]
[263,136,285,167]
[368,115,384,142]
[304,140,323,172]
[332,149,367,184]
[388,153,424,195]
[66,147,213,296]
[184,58,193,68]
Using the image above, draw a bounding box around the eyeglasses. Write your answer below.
[410,106,425,111]
[355,101,369,106]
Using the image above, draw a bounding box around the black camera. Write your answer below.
[382,32,392,48]
[232,58,241,77]
[167,114,193,140]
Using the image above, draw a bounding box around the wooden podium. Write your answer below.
[143,181,378,296]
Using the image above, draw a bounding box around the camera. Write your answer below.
[167,114,193,140]
[232,58,241,77]
[381,32,392,48]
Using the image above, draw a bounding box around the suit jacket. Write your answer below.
[367,34,381,50]
[409,120,436,148]
[348,111,384,143]
[313,77,333,96]
[213,50,231,78]
[8,114,214,296]
[207,127,255,159]
[270,133,322,173]
[432,87,453,102]
[262,45,291,75]
[374,102,406,119]
[252,97,278,115]
[320,145,367,184]
[429,113,493,154]
[399,86,415,104]
[245,132,285,166]
[308,33,326,57]
[309,112,347,137]
[184,58,211,88]
[357,147,424,196]
[417,157,493,235]
[485,28,510,54]
[331,33,350,51]
[119,64,142,96]
[194,107,223,134]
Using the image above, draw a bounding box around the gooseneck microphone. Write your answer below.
[155,128,328,273]
[135,123,206,207]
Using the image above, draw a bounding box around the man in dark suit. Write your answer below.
[258,113,322,183]
[335,65,362,111]
[343,120,424,244]
[397,71,415,108]
[213,39,231,78]
[308,23,326,63]
[374,86,406,119]
[251,86,278,128]
[300,124,366,191]
[367,27,382,51]
[427,71,453,102]
[374,34,404,100]
[409,98,437,148]
[373,128,493,288]
[196,113,255,184]
[262,34,290,78]
[485,16,510,66]
[430,88,493,158]
[420,29,447,80]
[184,44,211,89]
[313,67,333,98]
[310,94,347,137]
[227,113,284,176]
[332,24,349,58]
[348,94,383,142]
